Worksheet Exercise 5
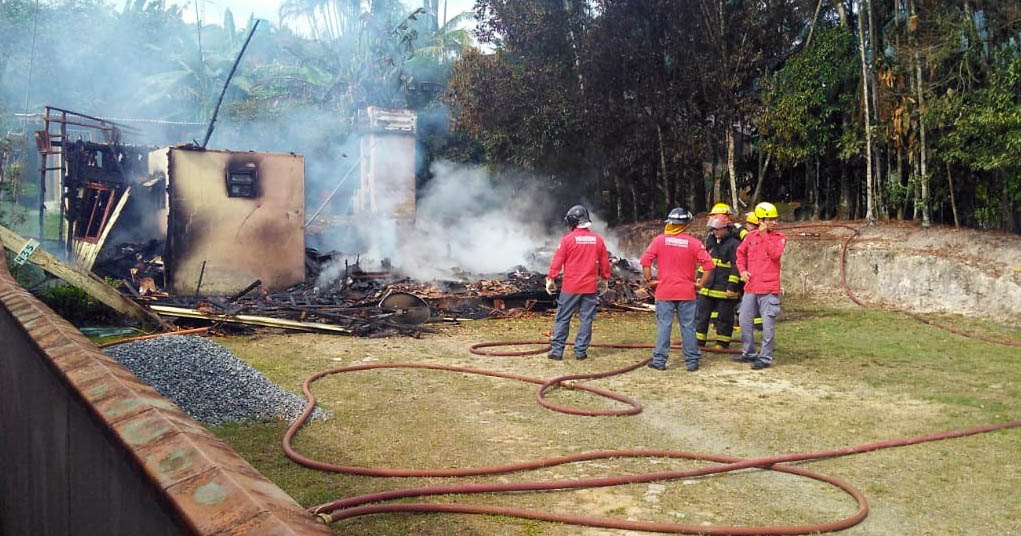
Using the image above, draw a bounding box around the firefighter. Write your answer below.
[545,205,612,361]
[738,211,763,331]
[735,201,787,370]
[702,204,744,332]
[640,208,715,372]
[695,217,742,349]
[744,211,759,232]
[706,203,748,244]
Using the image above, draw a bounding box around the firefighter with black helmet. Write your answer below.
[640,207,715,371]
[545,204,612,361]
[695,217,742,349]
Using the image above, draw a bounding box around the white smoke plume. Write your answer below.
[313,159,631,286]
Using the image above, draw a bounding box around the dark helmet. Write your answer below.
[564,205,591,227]
[664,207,693,225]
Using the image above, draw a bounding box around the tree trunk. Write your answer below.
[838,153,851,218]
[657,122,671,209]
[1002,174,1016,232]
[832,0,848,26]
[945,161,959,227]
[630,180,638,223]
[712,159,721,206]
[824,161,832,218]
[813,158,822,219]
[687,167,697,213]
[806,0,826,49]
[726,125,738,212]
[857,0,876,225]
[915,56,930,228]
[753,149,770,207]
[911,156,920,220]
[867,0,884,219]
[896,149,904,220]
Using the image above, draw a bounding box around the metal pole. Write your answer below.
[201,19,260,149]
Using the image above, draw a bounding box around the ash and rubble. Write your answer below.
[96,239,652,336]
[104,335,327,425]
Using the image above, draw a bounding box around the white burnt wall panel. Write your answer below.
[166,148,305,295]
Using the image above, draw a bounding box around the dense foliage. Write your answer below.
[448,0,1021,231]
[1,0,1019,231]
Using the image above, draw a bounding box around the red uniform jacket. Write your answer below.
[736,229,787,294]
[640,233,715,301]
[547,228,612,294]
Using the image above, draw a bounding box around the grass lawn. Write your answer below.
[203,294,1019,535]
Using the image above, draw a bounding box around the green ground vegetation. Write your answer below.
[209,294,1021,535]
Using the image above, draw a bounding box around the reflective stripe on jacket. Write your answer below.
[698,232,741,299]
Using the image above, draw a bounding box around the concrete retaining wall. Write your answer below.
[781,233,1021,321]
[0,244,332,536]
[617,222,1021,322]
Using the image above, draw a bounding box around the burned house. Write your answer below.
[353,106,417,220]
[151,147,305,295]
[36,107,306,297]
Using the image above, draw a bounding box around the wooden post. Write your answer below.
[0,224,169,330]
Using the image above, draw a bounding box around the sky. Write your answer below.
[179,0,477,32]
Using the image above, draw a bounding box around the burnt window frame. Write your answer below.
[226,166,259,198]
[76,183,116,243]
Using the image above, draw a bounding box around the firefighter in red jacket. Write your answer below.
[640,208,715,372]
[738,211,763,331]
[545,205,612,361]
[735,202,787,369]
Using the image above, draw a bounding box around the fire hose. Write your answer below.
[288,222,1019,534]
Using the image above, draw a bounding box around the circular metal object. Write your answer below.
[379,292,431,325]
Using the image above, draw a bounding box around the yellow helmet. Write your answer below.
[745,211,759,225]
[754,202,778,219]
[710,203,732,215]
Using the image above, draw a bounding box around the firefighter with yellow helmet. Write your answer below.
[738,210,763,331]
[735,201,786,370]
[744,211,759,231]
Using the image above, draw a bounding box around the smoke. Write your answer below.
[311,160,555,283]
[309,158,633,285]
[2,4,632,287]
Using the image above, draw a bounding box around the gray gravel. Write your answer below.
[104,335,326,425]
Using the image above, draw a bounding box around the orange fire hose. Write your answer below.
[288,222,1019,533]
[783,221,1020,347]
[289,359,1021,534]
[96,327,211,348]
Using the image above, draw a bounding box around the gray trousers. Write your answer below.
[550,292,598,357]
[739,293,781,363]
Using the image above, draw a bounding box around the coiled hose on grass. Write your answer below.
[289,221,1020,534]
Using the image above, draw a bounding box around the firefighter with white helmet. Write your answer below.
[640,208,715,371]
[735,201,786,369]
[545,205,612,361]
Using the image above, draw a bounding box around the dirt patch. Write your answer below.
[214,292,1021,536]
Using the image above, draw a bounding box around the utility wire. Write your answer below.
[23,0,41,121]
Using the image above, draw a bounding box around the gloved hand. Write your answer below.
[545,278,557,296]
[597,278,609,296]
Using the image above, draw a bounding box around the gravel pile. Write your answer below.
[104,335,325,425]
